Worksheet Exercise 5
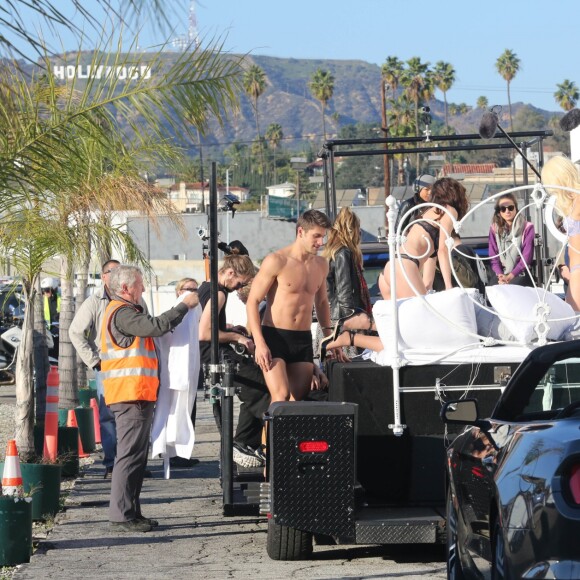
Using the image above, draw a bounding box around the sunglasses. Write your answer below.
[181,287,198,292]
[498,205,515,213]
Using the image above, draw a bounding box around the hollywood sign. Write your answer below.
[52,65,152,81]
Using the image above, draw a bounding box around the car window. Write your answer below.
[517,357,580,420]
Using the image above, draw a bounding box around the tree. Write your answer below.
[265,123,284,183]
[477,96,489,109]
[555,79,579,112]
[401,57,430,175]
[433,61,456,135]
[309,69,335,141]
[243,64,267,176]
[496,49,521,132]
[0,37,243,454]
[381,56,404,196]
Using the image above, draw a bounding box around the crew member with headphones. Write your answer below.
[394,173,436,233]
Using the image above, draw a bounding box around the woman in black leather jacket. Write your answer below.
[322,207,372,354]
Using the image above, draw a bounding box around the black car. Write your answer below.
[442,340,580,579]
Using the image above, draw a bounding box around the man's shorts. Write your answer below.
[261,325,313,364]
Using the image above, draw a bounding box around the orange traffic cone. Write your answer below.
[44,365,60,461]
[67,409,89,458]
[2,439,23,495]
[90,398,101,444]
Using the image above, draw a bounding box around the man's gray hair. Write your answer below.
[108,265,142,295]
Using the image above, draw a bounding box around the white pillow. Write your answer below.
[486,285,575,344]
[373,287,478,351]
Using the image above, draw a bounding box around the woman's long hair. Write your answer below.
[430,177,469,221]
[541,155,580,217]
[492,193,519,236]
[322,206,362,268]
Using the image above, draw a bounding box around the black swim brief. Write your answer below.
[261,325,314,364]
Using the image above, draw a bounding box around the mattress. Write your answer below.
[370,342,535,366]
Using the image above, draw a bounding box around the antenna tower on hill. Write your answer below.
[189,0,200,48]
[171,0,200,51]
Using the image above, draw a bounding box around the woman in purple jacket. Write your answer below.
[488,193,535,287]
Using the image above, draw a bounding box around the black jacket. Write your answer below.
[327,247,366,320]
[395,193,423,233]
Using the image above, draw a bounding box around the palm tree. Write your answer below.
[243,64,267,175]
[402,57,430,175]
[381,56,404,195]
[477,96,489,109]
[496,49,521,132]
[554,79,579,112]
[309,69,335,140]
[433,61,455,135]
[265,123,283,183]
[0,39,243,454]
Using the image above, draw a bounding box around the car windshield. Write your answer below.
[517,356,580,419]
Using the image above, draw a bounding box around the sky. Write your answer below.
[9,0,580,113]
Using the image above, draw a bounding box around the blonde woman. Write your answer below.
[542,155,580,310]
[322,207,372,350]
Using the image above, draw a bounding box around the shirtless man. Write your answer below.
[247,209,332,402]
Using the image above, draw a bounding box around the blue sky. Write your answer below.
[11,0,579,113]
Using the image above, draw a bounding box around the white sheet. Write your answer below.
[371,343,535,366]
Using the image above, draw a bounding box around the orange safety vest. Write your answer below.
[100,300,159,405]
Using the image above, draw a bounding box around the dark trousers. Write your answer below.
[233,359,271,450]
[109,400,155,523]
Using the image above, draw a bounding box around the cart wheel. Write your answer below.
[266,518,313,561]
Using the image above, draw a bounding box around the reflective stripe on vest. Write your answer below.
[100,300,159,405]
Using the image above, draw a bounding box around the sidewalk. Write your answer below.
[11,396,447,580]
[14,398,269,580]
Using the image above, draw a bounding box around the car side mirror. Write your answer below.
[441,399,479,424]
[441,398,493,433]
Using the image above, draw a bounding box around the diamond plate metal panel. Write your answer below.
[271,410,356,539]
[355,522,438,544]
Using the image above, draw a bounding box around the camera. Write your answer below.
[421,106,430,113]
[197,227,208,240]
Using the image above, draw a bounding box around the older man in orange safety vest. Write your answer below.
[101,265,199,533]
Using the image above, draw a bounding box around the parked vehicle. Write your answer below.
[442,339,580,579]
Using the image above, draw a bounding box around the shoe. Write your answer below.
[253,446,266,464]
[143,469,153,478]
[169,457,200,468]
[103,466,113,479]
[109,519,152,533]
[319,308,358,362]
[136,515,159,528]
[233,443,264,468]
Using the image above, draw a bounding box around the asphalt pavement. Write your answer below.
[10,396,446,580]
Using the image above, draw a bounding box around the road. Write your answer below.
[1,384,447,579]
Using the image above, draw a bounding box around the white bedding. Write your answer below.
[371,342,535,367]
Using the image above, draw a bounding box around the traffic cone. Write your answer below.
[43,365,60,461]
[90,398,101,444]
[67,409,89,458]
[2,439,23,495]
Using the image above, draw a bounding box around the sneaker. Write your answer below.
[109,519,152,533]
[136,515,159,528]
[253,446,266,464]
[233,443,264,468]
[169,457,200,468]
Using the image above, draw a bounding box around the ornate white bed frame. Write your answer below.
[382,182,580,435]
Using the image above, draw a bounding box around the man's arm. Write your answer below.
[69,296,100,369]
[247,253,282,371]
[115,294,199,338]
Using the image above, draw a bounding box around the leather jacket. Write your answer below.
[395,193,422,233]
[327,247,366,320]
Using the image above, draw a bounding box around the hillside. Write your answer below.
[16,51,564,154]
